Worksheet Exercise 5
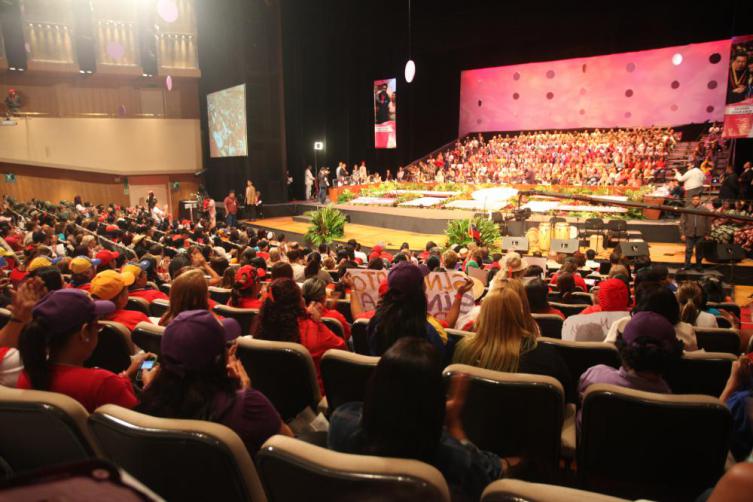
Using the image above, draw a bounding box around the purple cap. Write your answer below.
[161,310,241,374]
[622,311,677,348]
[32,289,115,335]
[387,262,425,294]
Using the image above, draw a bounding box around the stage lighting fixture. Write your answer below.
[405,59,415,83]
[672,53,683,65]
[314,141,324,151]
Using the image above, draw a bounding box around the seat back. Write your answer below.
[0,308,11,330]
[149,298,170,318]
[549,302,588,318]
[320,350,378,414]
[131,322,165,356]
[84,321,133,374]
[481,479,627,502]
[158,283,171,295]
[235,338,321,421]
[321,317,345,340]
[715,316,733,328]
[707,302,741,319]
[695,327,741,355]
[532,314,563,339]
[571,292,594,305]
[213,305,259,335]
[665,351,736,396]
[125,297,150,315]
[0,386,98,474]
[89,404,265,502]
[579,384,730,501]
[335,299,353,324]
[209,286,232,304]
[351,318,371,355]
[537,337,620,384]
[256,435,450,502]
[443,364,564,480]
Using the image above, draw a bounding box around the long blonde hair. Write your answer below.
[159,268,210,326]
[488,277,539,335]
[454,288,537,372]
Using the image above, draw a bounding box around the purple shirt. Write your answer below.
[212,388,281,456]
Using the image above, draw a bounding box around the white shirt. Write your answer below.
[675,168,705,191]
[561,311,628,342]
[0,349,23,387]
[605,316,698,351]
[305,170,315,185]
[693,311,719,329]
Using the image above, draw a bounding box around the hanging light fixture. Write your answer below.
[404,0,415,83]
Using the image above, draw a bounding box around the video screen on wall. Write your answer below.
[374,78,397,149]
[207,84,248,158]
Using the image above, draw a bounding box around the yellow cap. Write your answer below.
[122,263,144,280]
[28,256,52,272]
[0,248,15,257]
[70,256,95,275]
[90,269,135,300]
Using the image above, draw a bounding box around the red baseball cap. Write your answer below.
[95,249,120,266]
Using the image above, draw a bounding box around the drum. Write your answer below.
[525,227,541,253]
[554,222,571,241]
[538,222,551,252]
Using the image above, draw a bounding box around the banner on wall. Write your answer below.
[723,35,753,138]
[374,78,397,149]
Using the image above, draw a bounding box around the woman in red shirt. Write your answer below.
[228,265,263,309]
[301,278,351,340]
[253,278,345,393]
[17,289,150,412]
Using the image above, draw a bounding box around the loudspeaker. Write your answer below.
[505,221,527,237]
[618,241,650,258]
[502,236,528,252]
[702,242,746,263]
[550,239,579,254]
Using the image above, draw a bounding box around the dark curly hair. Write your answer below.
[616,335,683,374]
[253,278,305,343]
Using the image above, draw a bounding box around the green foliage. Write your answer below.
[304,206,347,246]
[445,217,500,249]
[337,190,356,204]
[394,192,423,204]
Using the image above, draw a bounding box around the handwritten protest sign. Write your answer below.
[424,271,476,321]
[346,268,388,312]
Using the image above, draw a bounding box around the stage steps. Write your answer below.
[292,214,312,224]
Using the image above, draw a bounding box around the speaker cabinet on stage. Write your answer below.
[618,241,650,258]
[701,241,745,263]
[550,239,579,254]
[502,236,529,253]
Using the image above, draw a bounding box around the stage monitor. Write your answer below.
[207,84,248,158]
[459,39,731,135]
[374,78,397,149]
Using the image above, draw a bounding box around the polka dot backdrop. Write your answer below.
[459,39,730,135]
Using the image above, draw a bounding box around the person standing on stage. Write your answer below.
[305,165,315,200]
[245,180,257,220]
[358,161,367,183]
[680,194,711,271]
[224,189,238,228]
[146,191,157,211]
[719,164,740,201]
[318,168,330,204]
[675,162,705,198]
[207,197,217,229]
[739,161,753,201]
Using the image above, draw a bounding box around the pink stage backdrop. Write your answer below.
[459,40,731,136]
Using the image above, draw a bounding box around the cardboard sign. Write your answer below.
[424,271,476,321]
[346,268,388,312]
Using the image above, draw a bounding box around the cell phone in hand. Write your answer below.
[136,357,157,382]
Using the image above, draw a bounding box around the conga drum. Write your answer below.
[554,222,570,240]
[525,227,541,254]
[538,222,551,252]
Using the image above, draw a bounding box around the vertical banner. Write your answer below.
[723,35,753,138]
[374,78,397,149]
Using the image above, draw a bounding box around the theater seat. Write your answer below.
[320,349,378,415]
[149,298,170,318]
[0,308,11,330]
[445,328,472,346]
[351,318,370,355]
[256,435,450,502]
[89,404,266,502]
[694,327,741,355]
[131,322,165,356]
[665,351,736,396]
[532,314,564,339]
[126,297,150,316]
[84,321,134,374]
[549,302,588,318]
[579,383,730,501]
[321,317,345,340]
[443,364,564,481]
[537,337,620,384]
[570,292,594,305]
[235,337,321,421]
[0,385,99,475]
[481,478,628,502]
[209,286,232,304]
[213,305,259,335]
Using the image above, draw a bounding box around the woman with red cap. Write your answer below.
[228,265,263,309]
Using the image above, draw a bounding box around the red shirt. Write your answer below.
[17,365,138,413]
[549,272,588,292]
[257,251,270,261]
[322,308,351,340]
[298,318,346,394]
[109,309,151,331]
[129,288,169,303]
[230,297,263,309]
[223,196,238,215]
